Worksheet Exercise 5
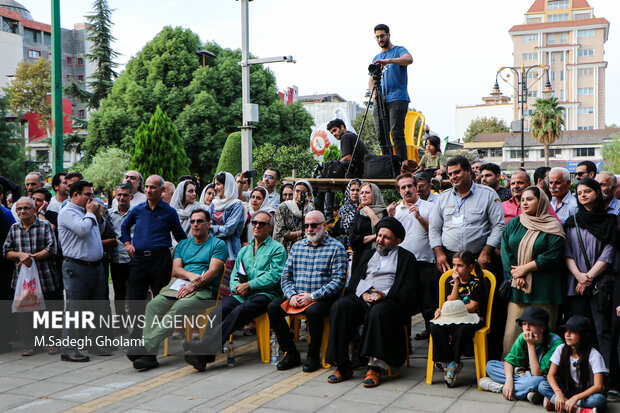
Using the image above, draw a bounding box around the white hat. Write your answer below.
[430,300,480,326]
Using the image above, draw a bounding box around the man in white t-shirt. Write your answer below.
[388,173,437,340]
[48,172,68,213]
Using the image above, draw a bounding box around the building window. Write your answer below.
[550,52,564,63]
[578,88,594,95]
[548,0,569,10]
[77,57,84,66]
[78,110,86,119]
[540,148,562,158]
[66,56,73,65]
[577,126,594,131]
[522,53,538,61]
[43,32,51,45]
[2,18,18,34]
[574,147,595,157]
[523,34,538,42]
[550,71,555,81]
[578,29,594,38]
[573,12,592,20]
[77,74,84,82]
[526,17,542,24]
[577,107,594,115]
[577,68,593,76]
[23,28,40,43]
[527,90,538,98]
[547,32,567,44]
[527,70,541,79]
[490,148,503,157]
[560,70,564,81]
[560,89,564,100]
[547,13,569,22]
[578,49,594,57]
[510,150,529,159]
[28,49,41,59]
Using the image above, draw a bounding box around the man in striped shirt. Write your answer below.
[267,211,347,373]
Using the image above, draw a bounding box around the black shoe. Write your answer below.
[184,351,215,372]
[303,353,320,373]
[133,355,159,370]
[276,350,301,371]
[125,345,148,362]
[88,345,115,356]
[61,349,90,362]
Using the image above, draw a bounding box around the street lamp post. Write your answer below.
[491,64,552,168]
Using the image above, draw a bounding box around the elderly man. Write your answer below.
[121,175,186,339]
[11,172,45,221]
[126,208,227,370]
[480,163,511,202]
[596,172,620,218]
[429,155,504,273]
[3,197,61,356]
[548,167,578,224]
[576,160,597,181]
[502,171,559,225]
[267,210,347,372]
[326,217,417,387]
[388,173,435,339]
[414,173,438,202]
[471,160,484,184]
[238,168,281,208]
[161,181,175,204]
[113,170,146,209]
[58,180,111,361]
[48,173,68,213]
[183,210,287,371]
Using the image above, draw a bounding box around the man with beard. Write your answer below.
[471,161,484,184]
[267,210,347,373]
[502,171,559,224]
[325,217,416,387]
[595,172,620,218]
[327,118,367,178]
[548,167,577,224]
[576,160,597,181]
[533,166,551,199]
[48,173,68,213]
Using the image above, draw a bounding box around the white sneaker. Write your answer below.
[478,377,503,393]
[527,391,543,405]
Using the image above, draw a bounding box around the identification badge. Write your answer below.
[453,214,464,224]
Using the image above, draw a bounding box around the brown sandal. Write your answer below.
[363,369,381,388]
[327,368,353,383]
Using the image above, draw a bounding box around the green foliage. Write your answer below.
[215,132,242,176]
[83,147,130,194]
[463,117,509,143]
[0,96,26,183]
[322,145,341,162]
[3,58,51,130]
[130,105,190,182]
[86,26,313,180]
[352,110,380,155]
[602,132,620,174]
[531,97,565,167]
[253,143,316,180]
[381,189,400,205]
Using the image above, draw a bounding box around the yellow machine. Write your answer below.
[390,110,426,162]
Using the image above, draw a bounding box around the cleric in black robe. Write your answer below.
[325,216,417,388]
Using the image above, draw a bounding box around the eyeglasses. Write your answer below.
[124,175,138,180]
[302,222,324,229]
[374,34,387,40]
[190,219,206,224]
[116,193,130,197]
[575,171,586,177]
[80,192,94,198]
[263,174,275,180]
[16,206,32,211]
[251,220,270,227]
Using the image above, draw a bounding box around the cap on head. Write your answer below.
[561,315,592,334]
[516,306,549,329]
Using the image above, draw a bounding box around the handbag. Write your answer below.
[321,160,348,178]
[573,216,613,314]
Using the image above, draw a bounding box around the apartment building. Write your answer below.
[509,0,609,130]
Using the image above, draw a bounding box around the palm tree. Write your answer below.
[530,97,565,167]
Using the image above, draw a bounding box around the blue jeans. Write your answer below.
[538,380,607,411]
[485,360,546,400]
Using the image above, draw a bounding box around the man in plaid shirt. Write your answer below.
[3,197,61,356]
[267,210,347,373]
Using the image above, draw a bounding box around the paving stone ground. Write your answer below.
[1,315,618,412]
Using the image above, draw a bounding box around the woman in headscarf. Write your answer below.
[207,172,245,298]
[199,183,216,207]
[280,183,294,203]
[347,182,386,262]
[274,180,313,254]
[170,180,199,236]
[241,186,275,246]
[501,186,565,356]
[564,177,619,369]
[339,179,363,236]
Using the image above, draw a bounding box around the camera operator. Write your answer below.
[327,118,367,179]
[369,23,412,162]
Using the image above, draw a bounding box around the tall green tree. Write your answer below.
[601,132,620,174]
[83,146,130,199]
[0,97,26,183]
[65,0,119,110]
[531,97,565,167]
[463,116,509,143]
[130,105,190,182]
[87,26,313,179]
[215,132,243,176]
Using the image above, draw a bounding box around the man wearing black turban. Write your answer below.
[325,216,418,388]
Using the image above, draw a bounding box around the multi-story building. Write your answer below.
[509,0,609,130]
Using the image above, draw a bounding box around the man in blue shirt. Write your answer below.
[121,175,186,339]
[369,23,412,162]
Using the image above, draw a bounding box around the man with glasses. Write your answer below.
[238,168,281,208]
[576,160,597,182]
[548,167,577,224]
[127,208,227,370]
[267,210,347,373]
[370,23,412,161]
[112,170,146,209]
[183,210,286,371]
[58,180,111,362]
[414,173,438,202]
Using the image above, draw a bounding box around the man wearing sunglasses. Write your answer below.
[238,168,281,208]
[267,210,347,373]
[183,210,286,371]
[575,161,597,182]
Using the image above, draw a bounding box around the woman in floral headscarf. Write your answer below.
[339,178,363,236]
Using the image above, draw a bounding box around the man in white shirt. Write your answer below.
[388,173,436,340]
[48,172,68,213]
[549,167,578,224]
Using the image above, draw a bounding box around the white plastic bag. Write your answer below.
[12,263,46,312]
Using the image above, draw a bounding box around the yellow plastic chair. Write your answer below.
[425,268,496,389]
[291,314,331,369]
[254,312,271,363]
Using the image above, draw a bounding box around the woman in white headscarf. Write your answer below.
[274,180,314,253]
[207,172,246,298]
[199,183,216,207]
[242,186,275,246]
[170,180,199,236]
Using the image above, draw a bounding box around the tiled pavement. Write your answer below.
[1,316,618,413]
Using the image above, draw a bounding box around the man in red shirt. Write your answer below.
[502,171,558,225]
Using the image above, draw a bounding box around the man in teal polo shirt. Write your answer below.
[183,210,286,371]
[128,208,227,370]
